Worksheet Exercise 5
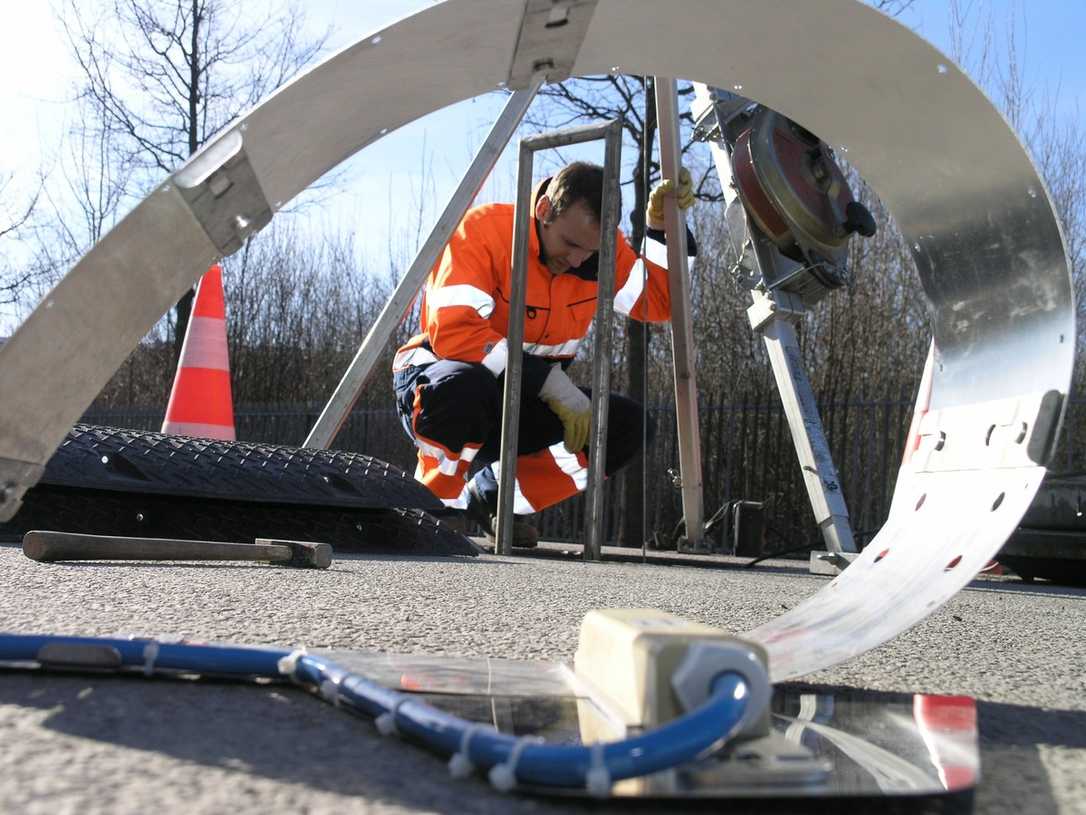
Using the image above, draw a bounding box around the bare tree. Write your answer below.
[18,94,135,313]
[872,0,916,16]
[0,174,44,311]
[60,0,329,356]
[945,0,1086,381]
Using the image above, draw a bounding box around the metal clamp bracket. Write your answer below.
[497,119,622,560]
[747,289,807,331]
[507,0,598,88]
[173,129,273,257]
[914,389,1064,472]
[690,87,755,145]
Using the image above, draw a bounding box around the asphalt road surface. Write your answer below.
[1,543,1083,814]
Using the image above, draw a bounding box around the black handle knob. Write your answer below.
[844,201,877,238]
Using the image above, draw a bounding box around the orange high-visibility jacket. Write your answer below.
[393,190,689,376]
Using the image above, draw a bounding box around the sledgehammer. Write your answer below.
[22,531,332,569]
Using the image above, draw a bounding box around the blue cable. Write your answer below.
[0,634,287,676]
[290,651,752,789]
[0,633,758,793]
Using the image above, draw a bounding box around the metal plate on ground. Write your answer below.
[320,650,581,698]
[314,650,978,800]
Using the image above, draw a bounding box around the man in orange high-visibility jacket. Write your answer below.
[392,161,696,547]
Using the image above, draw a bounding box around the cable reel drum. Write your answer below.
[728,106,877,304]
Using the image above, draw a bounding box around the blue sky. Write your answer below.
[903,0,1086,103]
[0,0,1082,296]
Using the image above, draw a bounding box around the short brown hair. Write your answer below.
[544,161,603,223]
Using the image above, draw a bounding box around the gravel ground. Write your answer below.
[1,543,1083,814]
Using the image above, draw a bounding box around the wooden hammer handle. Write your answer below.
[23,531,291,564]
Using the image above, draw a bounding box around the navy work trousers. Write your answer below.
[393,359,653,513]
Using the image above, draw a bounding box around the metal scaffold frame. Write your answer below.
[499,119,623,560]
[654,77,706,552]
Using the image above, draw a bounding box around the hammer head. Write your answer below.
[256,538,333,569]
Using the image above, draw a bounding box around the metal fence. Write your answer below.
[531,390,920,549]
[83,391,1086,550]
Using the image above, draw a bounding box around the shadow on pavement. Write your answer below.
[972,698,1080,815]
[977,698,1086,749]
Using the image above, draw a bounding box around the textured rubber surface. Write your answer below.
[40,425,441,511]
[0,486,478,556]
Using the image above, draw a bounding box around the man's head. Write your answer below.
[536,161,603,274]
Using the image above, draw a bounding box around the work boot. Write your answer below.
[466,483,539,549]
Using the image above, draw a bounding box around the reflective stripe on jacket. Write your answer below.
[393,185,695,376]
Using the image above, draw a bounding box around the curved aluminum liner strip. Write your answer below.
[0,1,1072,679]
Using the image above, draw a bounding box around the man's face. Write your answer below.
[536,196,601,275]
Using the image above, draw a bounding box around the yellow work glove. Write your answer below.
[539,365,592,454]
[646,166,695,230]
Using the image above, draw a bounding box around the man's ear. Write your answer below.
[535,194,552,224]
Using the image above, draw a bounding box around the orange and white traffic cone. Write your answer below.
[161,265,236,440]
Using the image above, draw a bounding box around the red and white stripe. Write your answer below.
[913,695,978,792]
[901,340,935,468]
[161,265,236,440]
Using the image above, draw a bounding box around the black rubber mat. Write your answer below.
[1,486,477,556]
[40,425,441,510]
[0,425,476,556]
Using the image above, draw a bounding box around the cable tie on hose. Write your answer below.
[319,679,341,707]
[488,736,540,793]
[375,697,409,737]
[141,641,159,677]
[276,648,307,678]
[448,724,487,779]
[584,741,612,798]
